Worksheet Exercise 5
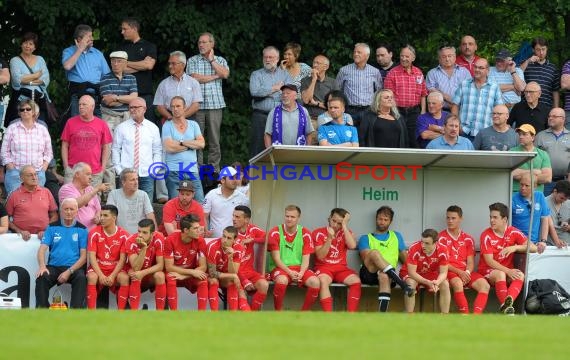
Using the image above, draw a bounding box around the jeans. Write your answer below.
[138,176,155,203]
[4,168,46,195]
[166,171,204,203]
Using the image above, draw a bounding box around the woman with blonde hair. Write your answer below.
[358,89,408,148]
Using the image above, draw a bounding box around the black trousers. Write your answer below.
[250,109,269,158]
[398,106,421,148]
[35,266,86,308]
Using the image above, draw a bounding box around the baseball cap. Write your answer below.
[496,49,512,60]
[218,166,238,179]
[280,84,298,92]
[110,51,128,60]
[515,124,536,135]
[177,180,195,191]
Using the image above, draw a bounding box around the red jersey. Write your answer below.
[87,226,129,271]
[159,199,205,235]
[478,226,526,274]
[206,238,244,273]
[407,241,449,275]
[267,225,313,256]
[437,229,475,271]
[124,232,165,272]
[164,232,206,269]
[235,224,266,272]
[312,227,353,267]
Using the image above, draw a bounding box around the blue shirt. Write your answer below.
[336,63,382,107]
[512,191,550,243]
[162,119,202,173]
[317,121,358,145]
[452,79,503,136]
[358,231,407,251]
[426,136,474,150]
[61,46,110,84]
[41,220,88,267]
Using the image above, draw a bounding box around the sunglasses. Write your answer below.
[19,107,33,112]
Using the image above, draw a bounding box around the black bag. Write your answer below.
[526,279,570,314]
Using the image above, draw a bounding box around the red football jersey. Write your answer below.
[124,232,165,272]
[407,241,449,275]
[267,225,313,256]
[312,227,353,267]
[478,226,526,274]
[206,238,244,273]
[164,232,206,269]
[437,229,475,271]
[235,224,266,271]
[88,226,129,272]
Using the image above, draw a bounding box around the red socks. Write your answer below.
[155,283,166,310]
[473,291,489,314]
[196,280,208,311]
[301,287,319,311]
[166,278,178,310]
[453,291,469,314]
[251,291,267,311]
[320,297,333,312]
[129,281,141,310]
[227,284,238,311]
[87,284,97,309]
[347,283,361,312]
[117,285,129,310]
[273,283,287,311]
[508,279,524,301]
[495,280,508,304]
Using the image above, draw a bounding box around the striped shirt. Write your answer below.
[336,63,382,106]
[452,79,503,136]
[561,60,570,111]
[523,59,560,109]
[426,65,472,108]
[186,55,228,109]
[153,73,203,109]
[384,65,428,107]
[488,67,525,104]
[0,120,53,170]
[249,67,292,113]
[99,72,138,112]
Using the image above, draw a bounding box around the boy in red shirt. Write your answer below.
[124,219,166,310]
[403,228,450,313]
[86,204,130,309]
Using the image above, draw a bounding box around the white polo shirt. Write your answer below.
[203,187,249,238]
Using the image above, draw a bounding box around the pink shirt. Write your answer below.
[60,115,113,174]
[0,120,53,170]
[59,183,101,230]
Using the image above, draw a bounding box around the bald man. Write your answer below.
[473,104,517,151]
[456,35,480,76]
[61,95,113,187]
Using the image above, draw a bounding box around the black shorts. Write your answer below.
[359,266,379,285]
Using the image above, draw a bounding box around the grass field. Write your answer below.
[1,311,568,359]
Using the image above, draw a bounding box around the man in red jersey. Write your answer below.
[312,208,361,312]
[403,229,450,313]
[438,205,490,314]
[478,202,538,315]
[164,214,208,310]
[206,226,244,311]
[268,205,320,311]
[86,204,130,309]
[232,205,268,311]
[124,219,166,310]
[160,181,205,236]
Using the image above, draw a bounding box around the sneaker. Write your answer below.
[504,306,515,316]
[500,295,514,312]
[404,286,415,298]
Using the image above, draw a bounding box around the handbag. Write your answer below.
[49,288,68,310]
[17,55,59,123]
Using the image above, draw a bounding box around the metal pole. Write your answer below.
[260,151,277,277]
[522,155,535,313]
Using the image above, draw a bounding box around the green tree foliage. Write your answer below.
[0,0,567,164]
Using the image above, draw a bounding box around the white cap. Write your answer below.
[109,51,128,60]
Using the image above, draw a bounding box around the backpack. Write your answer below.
[525,279,570,315]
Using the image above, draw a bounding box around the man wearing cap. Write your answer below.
[100,50,138,189]
[249,46,293,157]
[535,108,570,196]
[203,166,249,238]
[508,82,550,132]
[161,180,205,236]
[488,49,526,109]
[510,123,552,192]
[263,83,314,148]
[426,115,474,150]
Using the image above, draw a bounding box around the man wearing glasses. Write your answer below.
[153,51,203,121]
[509,82,550,132]
[112,97,161,202]
[473,104,517,151]
[6,165,58,240]
[451,58,503,142]
[535,108,570,196]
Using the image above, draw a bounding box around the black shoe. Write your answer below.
[404,286,415,297]
[500,295,514,312]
